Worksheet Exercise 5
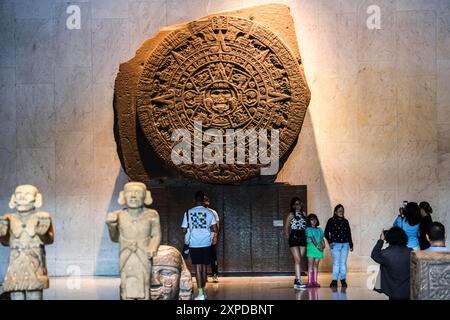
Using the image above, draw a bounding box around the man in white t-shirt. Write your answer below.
[204,196,220,283]
[181,191,217,300]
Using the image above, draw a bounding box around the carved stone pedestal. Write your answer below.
[410,251,450,300]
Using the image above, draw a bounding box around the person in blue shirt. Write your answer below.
[393,202,420,250]
[425,222,449,251]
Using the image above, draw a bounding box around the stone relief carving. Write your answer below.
[114,4,310,184]
[410,251,450,300]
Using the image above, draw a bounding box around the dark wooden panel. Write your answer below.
[251,186,279,272]
[154,184,306,273]
[222,186,252,272]
[166,187,193,250]
[149,187,169,244]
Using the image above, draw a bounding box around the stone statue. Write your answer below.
[151,245,193,300]
[0,185,54,300]
[105,182,161,300]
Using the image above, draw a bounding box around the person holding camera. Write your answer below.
[393,202,421,250]
[371,227,412,300]
[284,197,307,289]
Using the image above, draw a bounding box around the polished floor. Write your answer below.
[1,273,387,300]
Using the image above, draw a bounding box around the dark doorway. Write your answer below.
[149,184,307,273]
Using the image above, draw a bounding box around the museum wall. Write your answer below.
[1,0,449,278]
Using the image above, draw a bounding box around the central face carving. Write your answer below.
[150,266,181,300]
[183,61,257,129]
[205,81,236,114]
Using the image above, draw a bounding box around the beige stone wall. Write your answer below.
[0,0,449,277]
[276,0,450,271]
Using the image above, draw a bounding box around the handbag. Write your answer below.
[290,229,304,241]
[182,211,190,258]
[182,243,190,258]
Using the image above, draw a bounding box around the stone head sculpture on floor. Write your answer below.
[105,182,161,300]
[0,184,54,300]
[151,245,193,300]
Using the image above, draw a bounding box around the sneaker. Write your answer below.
[213,275,219,283]
[329,280,338,288]
[194,294,207,300]
[313,282,321,288]
[293,279,306,289]
[341,279,348,288]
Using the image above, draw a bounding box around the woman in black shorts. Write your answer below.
[284,197,307,289]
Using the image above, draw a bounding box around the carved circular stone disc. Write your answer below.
[137,15,310,184]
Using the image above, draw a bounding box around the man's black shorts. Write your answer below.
[190,246,212,265]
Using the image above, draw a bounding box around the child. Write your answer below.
[305,214,325,288]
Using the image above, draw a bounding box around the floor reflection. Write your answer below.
[4,272,387,300]
[331,287,348,300]
[205,273,385,300]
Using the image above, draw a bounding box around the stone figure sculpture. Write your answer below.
[106,182,161,300]
[0,185,54,300]
[151,245,193,300]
